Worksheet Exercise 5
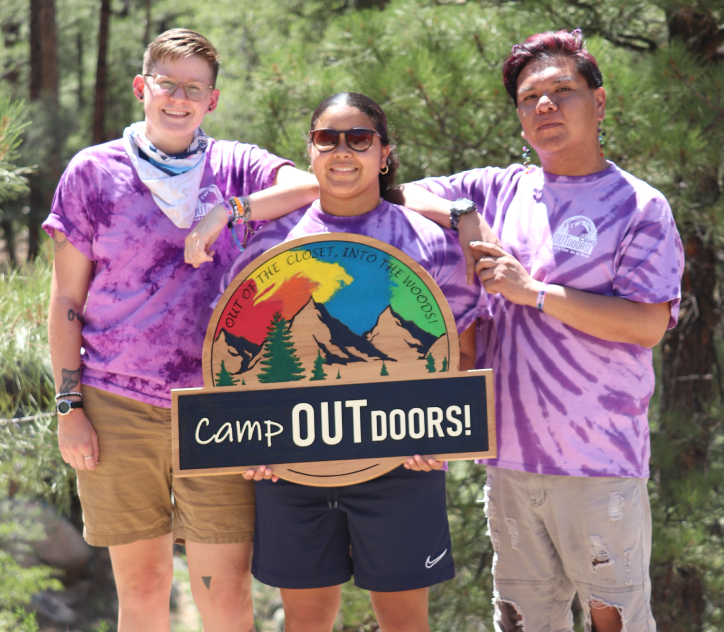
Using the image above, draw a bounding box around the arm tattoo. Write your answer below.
[60,368,81,392]
[201,576,212,590]
[67,308,84,324]
[53,232,69,252]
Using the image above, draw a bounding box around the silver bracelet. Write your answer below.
[55,391,82,401]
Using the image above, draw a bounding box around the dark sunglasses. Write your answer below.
[309,128,380,152]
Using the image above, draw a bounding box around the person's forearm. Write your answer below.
[526,281,670,348]
[48,292,84,396]
[385,184,452,227]
[247,181,319,221]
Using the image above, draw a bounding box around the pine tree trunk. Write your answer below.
[27,0,58,260]
[93,0,111,145]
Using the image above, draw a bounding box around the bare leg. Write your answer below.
[590,599,623,632]
[280,586,341,632]
[109,533,174,632]
[370,587,430,632]
[185,541,255,632]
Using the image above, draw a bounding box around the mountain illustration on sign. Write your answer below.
[210,243,451,385]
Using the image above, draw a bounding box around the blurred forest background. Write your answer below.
[0,0,723,630]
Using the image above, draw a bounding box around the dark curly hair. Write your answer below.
[309,92,400,193]
[502,29,603,106]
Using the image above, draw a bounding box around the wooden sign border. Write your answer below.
[172,369,495,486]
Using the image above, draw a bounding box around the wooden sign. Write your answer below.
[172,233,496,486]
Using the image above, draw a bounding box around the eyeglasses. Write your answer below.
[143,74,215,102]
[309,128,379,153]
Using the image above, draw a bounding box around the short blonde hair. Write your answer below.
[143,28,220,84]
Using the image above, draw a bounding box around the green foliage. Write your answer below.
[257,311,305,383]
[425,352,436,373]
[215,360,239,386]
[0,96,33,206]
[379,361,388,377]
[441,356,448,372]
[310,349,327,381]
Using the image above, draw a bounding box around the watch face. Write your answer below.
[57,400,73,415]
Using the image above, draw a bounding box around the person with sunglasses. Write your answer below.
[44,28,319,632]
[188,92,485,632]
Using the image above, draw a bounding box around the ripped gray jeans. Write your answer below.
[484,466,656,632]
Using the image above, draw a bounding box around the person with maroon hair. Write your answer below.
[388,29,684,632]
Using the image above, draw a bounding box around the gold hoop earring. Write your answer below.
[380,165,389,175]
[308,165,314,174]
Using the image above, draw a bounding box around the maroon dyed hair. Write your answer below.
[502,29,603,105]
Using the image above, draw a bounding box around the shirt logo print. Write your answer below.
[552,215,598,258]
[425,549,448,569]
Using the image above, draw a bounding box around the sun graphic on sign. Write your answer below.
[205,234,459,389]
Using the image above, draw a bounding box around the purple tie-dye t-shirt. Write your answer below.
[419,163,684,478]
[220,200,485,336]
[43,138,292,407]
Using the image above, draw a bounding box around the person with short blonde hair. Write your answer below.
[45,28,317,632]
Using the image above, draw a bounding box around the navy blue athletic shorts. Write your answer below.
[251,466,454,591]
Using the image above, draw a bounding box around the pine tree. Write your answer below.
[257,311,305,383]
[336,370,341,380]
[425,352,436,373]
[441,356,448,372]
[380,361,389,377]
[310,350,327,381]
[215,360,239,386]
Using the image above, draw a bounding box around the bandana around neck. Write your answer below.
[122,122,209,229]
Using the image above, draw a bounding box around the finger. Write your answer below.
[470,241,505,256]
[271,475,280,483]
[474,258,498,275]
[405,456,421,471]
[243,468,257,480]
[413,454,432,472]
[464,248,476,285]
[427,458,443,470]
[91,432,100,467]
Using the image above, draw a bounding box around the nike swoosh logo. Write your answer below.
[425,549,448,569]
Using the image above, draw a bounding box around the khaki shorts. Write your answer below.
[77,385,255,547]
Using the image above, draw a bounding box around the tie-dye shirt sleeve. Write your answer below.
[612,195,683,328]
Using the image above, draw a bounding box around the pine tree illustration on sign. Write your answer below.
[380,361,389,376]
[441,356,448,372]
[215,360,239,386]
[310,350,327,381]
[425,352,436,373]
[257,311,305,383]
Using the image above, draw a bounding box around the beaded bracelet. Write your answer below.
[225,196,254,252]
[536,286,548,312]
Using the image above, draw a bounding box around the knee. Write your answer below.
[283,600,338,631]
[116,562,173,609]
[194,573,252,612]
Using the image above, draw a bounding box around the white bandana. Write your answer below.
[122,122,208,229]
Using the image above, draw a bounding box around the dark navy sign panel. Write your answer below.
[177,375,488,471]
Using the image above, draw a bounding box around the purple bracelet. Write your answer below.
[536,286,548,312]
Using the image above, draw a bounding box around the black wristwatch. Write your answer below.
[56,399,83,416]
[449,198,477,231]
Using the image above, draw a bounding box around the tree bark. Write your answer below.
[93,0,111,145]
[28,0,59,260]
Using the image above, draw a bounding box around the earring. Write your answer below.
[380,165,389,175]
[598,123,606,157]
[208,106,213,112]
[522,145,531,171]
[308,165,313,174]
[138,94,143,100]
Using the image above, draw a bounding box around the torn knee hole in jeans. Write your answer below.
[495,598,525,631]
[589,535,613,572]
[587,596,627,632]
